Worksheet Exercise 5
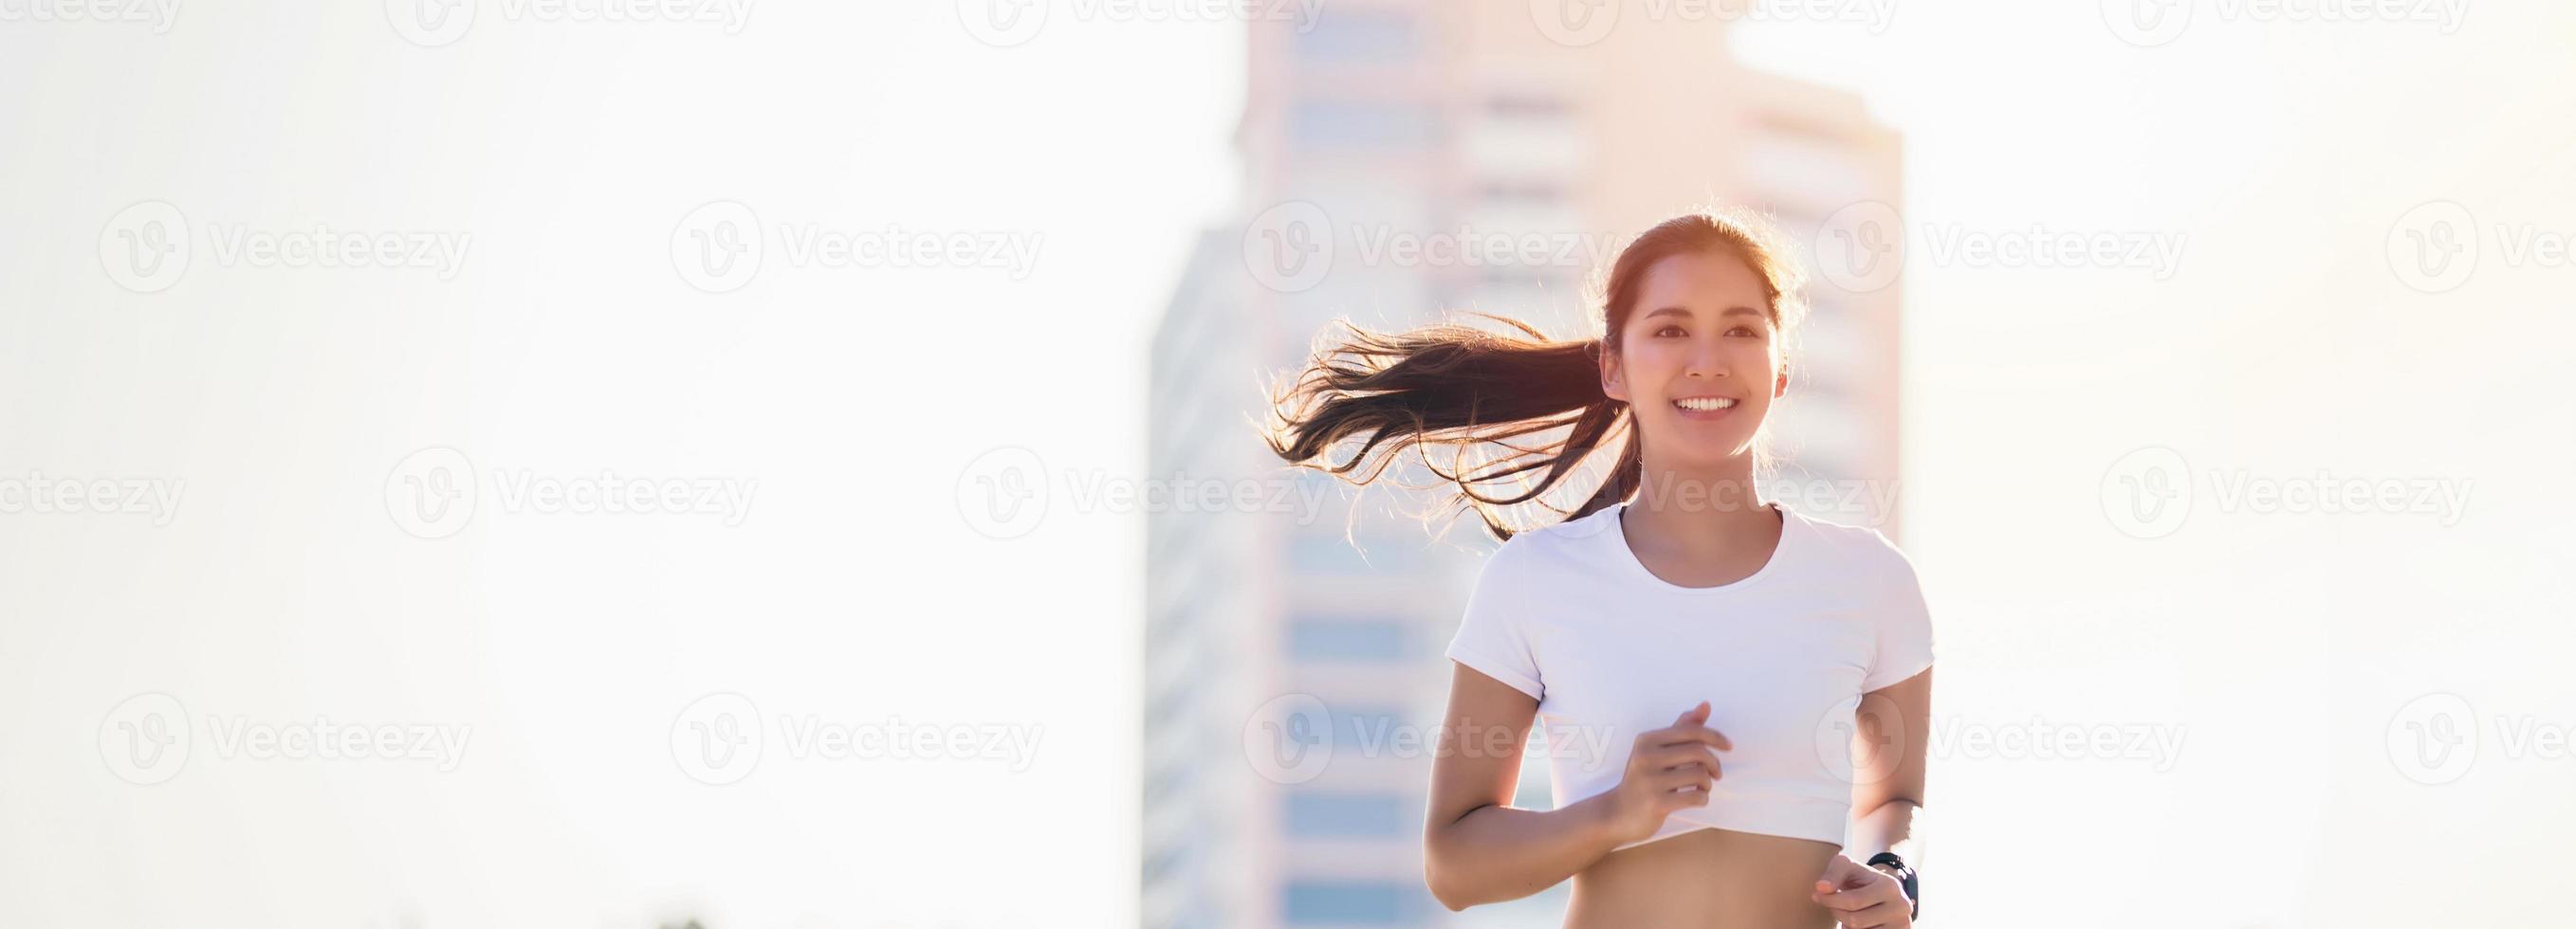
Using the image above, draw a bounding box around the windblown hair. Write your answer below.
[1263,208,1807,540]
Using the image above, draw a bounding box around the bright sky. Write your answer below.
[3,1,2571,927]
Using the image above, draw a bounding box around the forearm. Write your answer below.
[1846,797,1921,864]
[1425,792,1625,910]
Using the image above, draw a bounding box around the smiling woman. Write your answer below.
[1264,208,1931,929]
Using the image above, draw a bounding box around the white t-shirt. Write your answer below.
[1442,501,1935,851]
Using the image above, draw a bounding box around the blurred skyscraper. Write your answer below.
[1146,4,1902,926]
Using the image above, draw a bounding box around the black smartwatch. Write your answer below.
[1865,851,1919,920]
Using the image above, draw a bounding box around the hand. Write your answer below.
[1600,701,1731,846]
[1811,853,1912,928]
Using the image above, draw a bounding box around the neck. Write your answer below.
[1621,454,1778,551]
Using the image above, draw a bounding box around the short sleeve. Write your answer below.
[1444,544,1544,701]
[1859,536,1937,692]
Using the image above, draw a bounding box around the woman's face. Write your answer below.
[1599,248,1787,470]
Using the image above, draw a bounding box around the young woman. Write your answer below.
[1265,210,1933,928]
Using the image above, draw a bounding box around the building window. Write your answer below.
[1292,11,1417,64]
[1289,100,1439,151]
[1284,790,1409,837]
[1287,617,1409,662]
[1283,880,1422,924]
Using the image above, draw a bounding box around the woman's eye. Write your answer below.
[1728,326,1757,337]
[1654,325,1685,337]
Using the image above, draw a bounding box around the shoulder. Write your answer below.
[1473,505,1618,577]
[1787,508,1921,584]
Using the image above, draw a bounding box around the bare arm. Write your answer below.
[1845,665,1931,866]
[1423,663,1732,911]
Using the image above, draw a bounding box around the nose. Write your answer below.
[1684,346,1728,379]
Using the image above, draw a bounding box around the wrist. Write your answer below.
[1579,790,1645,847]
[1864,851,1919,920]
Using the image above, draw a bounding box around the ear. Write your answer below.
[1773,363,1790,399]
[1600,344,1629,403]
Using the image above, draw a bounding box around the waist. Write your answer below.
[1567,827,1842,929]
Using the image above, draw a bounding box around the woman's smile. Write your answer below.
[1671,393,1741,421]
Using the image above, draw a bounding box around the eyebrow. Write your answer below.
[1642,305,1766,321]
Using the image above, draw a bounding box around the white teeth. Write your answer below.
[1673,397,1738,411]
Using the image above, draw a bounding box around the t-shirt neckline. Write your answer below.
[1607,500,1802,595]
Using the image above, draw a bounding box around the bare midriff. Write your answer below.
[1562,826,1843,929]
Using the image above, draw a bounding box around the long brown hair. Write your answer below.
[1263,208,1807,540]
